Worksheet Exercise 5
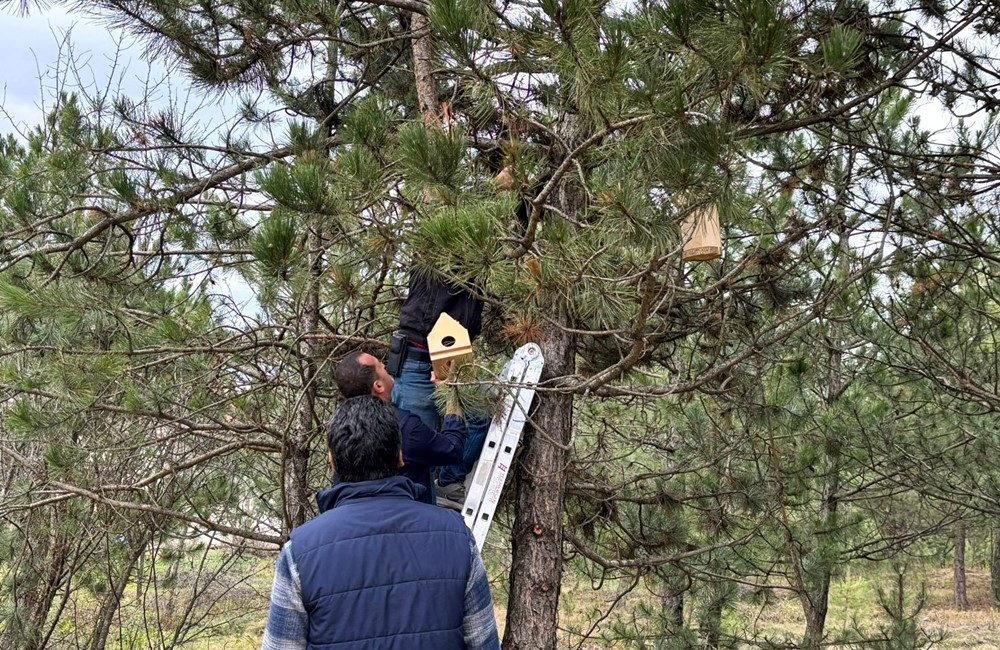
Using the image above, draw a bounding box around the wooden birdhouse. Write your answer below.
[680,203,722,262]
[427,313,474,380]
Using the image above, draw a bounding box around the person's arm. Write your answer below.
[400,410,467,466]
[462,537,501,650]
[261,542,308,650]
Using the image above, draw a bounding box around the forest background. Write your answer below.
[2,0,1000,648]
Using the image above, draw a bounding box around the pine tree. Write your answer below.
[4,0,1000,647]
[0,97,273,647]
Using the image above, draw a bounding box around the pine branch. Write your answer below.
[2,138,338,274]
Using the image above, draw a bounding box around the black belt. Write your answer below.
[406,345,431,363]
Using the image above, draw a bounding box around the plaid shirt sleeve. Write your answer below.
[261,542,308,650]
[462,537,501,650]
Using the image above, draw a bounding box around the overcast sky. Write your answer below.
[0,6,265,316]
[2,7,146,132]
[2,4,976,146]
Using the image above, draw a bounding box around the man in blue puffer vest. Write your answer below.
[261,395,500,650]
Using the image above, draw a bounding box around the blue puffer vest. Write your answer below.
[291,476,472,649]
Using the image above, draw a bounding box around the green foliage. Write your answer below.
[415,196,515,278]
[259,153,334,214]
[398,123,468,202]
[869,568,941,650]
[3,0,1000,647]
[333,146,387,203]
[431,360,495,418]
[251,210,302,279]
[341,95,394,151]
[430,0,489,58]
[821,25,864,75]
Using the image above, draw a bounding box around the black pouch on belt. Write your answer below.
[385,331,408,377]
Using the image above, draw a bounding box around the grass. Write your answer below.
[522,564,1000,648]
[724,567,1000,648]
[41,549,1000,648]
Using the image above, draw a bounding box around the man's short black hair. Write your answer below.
[334,351,376,398]
[327,395,401,483]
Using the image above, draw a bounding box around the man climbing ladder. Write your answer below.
[389,271,491,509]
[387,170,544,535]
[389,270,544,546]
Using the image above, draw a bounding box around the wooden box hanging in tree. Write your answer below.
[680,203,722,262]
[427,313,474,379]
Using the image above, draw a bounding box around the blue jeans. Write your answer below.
[391,354,489,488]
[438,414,489,487]
[391,358,439,431]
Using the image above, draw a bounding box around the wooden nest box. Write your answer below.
[427,313,474,380]
[680,203,722,262]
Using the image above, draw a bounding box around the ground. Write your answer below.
[62,556,1000,648]
[738,568,1000,649]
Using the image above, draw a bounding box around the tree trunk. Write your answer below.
[991,529,1000,608]
[955,521,969,611]
[503,320,574,649]
[284,227,320,532]
[803,589,830,649]
[1,514,70,650]
[702,593,724,650]
[504,118,582,650]
[657,540,684,631]
[801,223,849,650]
[654,587,683,649]
[802,457,840,649]
[664,589,683,630]
[410,14,440,127]
[88,534,149,650]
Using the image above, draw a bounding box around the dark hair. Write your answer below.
[334,351,376,398]
[327,395,401,482]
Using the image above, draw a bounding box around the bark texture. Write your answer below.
[503,322,575,649]
[410,14,440,126]
[991,529,1000,607]
[87,534,150,650]
[663,589,684,629]
[955,521,969,611]
[284,227,321,532]
[802,460,840,648]
[0,512,71,650]
[503,116,583,650]
[801,223,848,650]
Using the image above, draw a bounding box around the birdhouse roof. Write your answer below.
[427,313,472,355]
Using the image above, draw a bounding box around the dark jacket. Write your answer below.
[296,477,472,650]
[399,273,484,345]
[398,408,467,504]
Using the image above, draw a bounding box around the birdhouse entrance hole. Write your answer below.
[427,313,474,379]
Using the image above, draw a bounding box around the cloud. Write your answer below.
[0,6,150,131]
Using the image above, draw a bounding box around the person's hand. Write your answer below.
[431,370,463,416]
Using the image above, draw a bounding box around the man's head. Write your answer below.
[334,351,395,402]
[327,395,402,482]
